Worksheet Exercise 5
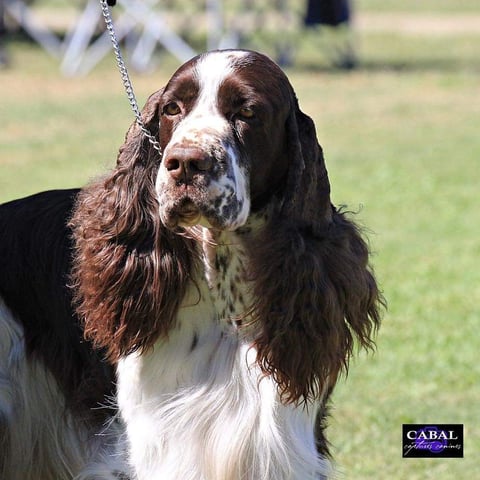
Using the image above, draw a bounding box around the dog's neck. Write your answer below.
[186,208,270,323]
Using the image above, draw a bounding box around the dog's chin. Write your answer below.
[161,200,215,230]
[176,200,202,226]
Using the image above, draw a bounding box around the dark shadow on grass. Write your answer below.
[291,57,480,75]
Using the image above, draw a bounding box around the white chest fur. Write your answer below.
[116,229,329,480]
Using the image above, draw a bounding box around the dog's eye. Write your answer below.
[237,107,255,120]
[163,102,181,116]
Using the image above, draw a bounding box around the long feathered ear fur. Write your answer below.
[70,90,196,362]
[249,92,384,404]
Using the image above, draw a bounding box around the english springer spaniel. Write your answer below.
[0,50,382,479]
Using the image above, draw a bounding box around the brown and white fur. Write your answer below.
[0,50,382,479]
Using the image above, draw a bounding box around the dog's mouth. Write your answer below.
[177,200,202,226]
[163,198,208,229]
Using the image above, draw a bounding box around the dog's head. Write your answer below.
[121,49,330,232]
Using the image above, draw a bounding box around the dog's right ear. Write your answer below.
[70,86,196,363]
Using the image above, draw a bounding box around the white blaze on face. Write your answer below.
[195,51,248,114]
[167,50,248,149]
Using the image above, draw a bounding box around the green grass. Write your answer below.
[1,7,479,478]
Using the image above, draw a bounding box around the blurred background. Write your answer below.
[0,1,478,478]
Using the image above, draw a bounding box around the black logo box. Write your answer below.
[402,424,464,458]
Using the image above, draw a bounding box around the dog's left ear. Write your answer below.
[281,94,332,230]
[249,92,383,404]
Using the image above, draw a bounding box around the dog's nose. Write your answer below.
[164,147,213,182]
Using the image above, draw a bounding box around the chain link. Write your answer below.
[100,0,162,156]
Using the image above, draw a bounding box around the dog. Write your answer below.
[0,49,381,479]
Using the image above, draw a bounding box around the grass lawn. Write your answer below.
[0,2,478,478]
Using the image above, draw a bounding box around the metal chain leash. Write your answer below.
[99,0,162,156]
